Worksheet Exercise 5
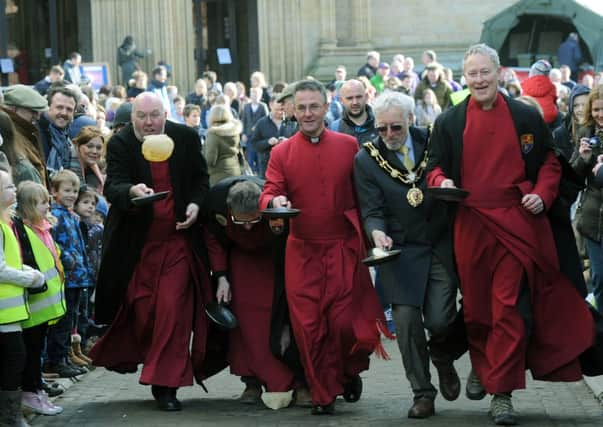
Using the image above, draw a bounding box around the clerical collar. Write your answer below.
[301,130,325,144]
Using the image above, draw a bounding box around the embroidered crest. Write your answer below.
[268,218,285,235]
[520,134,534,154]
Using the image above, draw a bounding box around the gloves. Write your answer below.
[28,270,47,294]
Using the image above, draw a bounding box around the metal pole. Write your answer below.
[0,0,9,86]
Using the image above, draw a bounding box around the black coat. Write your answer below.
[95,121,209,324]
[354,127,457,306]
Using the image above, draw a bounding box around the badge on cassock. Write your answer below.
[520,133,534,154]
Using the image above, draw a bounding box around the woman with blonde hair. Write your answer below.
[204,104,244,186]
[571,84,603,312]
[415,88,442,126]
[250,71,271,105]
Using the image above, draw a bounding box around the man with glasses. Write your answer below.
[204,176,304,407]
[259,80,387,415]
[427,44,594,425]
[354,91,460,419]
[91,92,221,412]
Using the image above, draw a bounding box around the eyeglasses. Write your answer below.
[376,124,404,134]
[465,69,493,80]
[294,104,324,114]
[231,214,262,225]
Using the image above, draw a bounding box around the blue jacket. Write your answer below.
[51,204,93,289]
[557,38,582,73]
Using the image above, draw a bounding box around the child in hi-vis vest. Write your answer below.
[15,180,66,416]
[0,170,45,426]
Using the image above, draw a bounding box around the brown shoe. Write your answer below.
[239,384,262,404]
[435,362,460,401]
[407,397,435,419]
[68,350,89,367]
[293,387,313,408]
[72,336,93,365]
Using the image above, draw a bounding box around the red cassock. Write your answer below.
[258,130,388,406]
[428,96,594,393]
[91,161,213,388]
[205,221,294,392]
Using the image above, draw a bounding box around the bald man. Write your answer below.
[329,79,378,145]
[91,93,222,411]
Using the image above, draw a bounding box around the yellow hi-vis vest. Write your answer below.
[0,221,29,325]
[20,225,66,329]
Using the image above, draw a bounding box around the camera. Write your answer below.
[588,136,601,148]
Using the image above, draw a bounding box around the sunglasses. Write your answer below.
[231,214,262,225]
[376,124,404,134]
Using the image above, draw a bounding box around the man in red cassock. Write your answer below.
[204,176,299,407]
[90,92,226,411]
[258,80,389,415]
[427,44,595,426]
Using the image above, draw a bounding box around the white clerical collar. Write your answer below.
[301,131,324,144]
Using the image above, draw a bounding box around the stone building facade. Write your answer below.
[5,0,595,92]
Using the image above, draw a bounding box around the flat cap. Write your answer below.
[276,82,297,103]
[2,85,48,112]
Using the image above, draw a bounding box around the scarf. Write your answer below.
[47,123,72,172]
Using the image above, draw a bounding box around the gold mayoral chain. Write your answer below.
[363,141,429,208]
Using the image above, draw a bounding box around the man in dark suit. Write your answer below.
[354,91,460,419]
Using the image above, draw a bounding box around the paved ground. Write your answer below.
[30,340,603,427]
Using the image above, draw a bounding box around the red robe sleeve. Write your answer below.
[427,166,448,187]
[259,144,288,210]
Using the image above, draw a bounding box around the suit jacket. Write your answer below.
[241,102,268,137]
[354,127,457,306]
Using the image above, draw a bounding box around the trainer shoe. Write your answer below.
[489,393,518,425]
[466,369,486,400]
[44,361,83,378]
[38,390,63,414]
[22,391,61,415]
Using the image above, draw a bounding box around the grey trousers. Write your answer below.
[391,255,457,401]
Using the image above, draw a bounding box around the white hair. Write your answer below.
[463,43,500,70]
[373,91,415,118]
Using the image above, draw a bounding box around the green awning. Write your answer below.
[480,0,603,70]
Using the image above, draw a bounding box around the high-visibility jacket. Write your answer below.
[0,221,29,325]
[20,225,66,329]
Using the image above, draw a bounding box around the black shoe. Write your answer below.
[41,379,64,397]
[44,361,82,378]
[65,359,88,375]
[152,385,182,411]
[434,362,460,401]
[343,375,363,402]
[311,400,335,415]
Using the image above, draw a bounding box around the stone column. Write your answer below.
[353,0,372,48]
[319,0,337,49]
